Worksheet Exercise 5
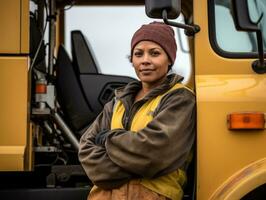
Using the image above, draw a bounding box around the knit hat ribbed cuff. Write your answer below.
[131,22,177,64]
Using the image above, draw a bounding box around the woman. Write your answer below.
[79,21,195,200]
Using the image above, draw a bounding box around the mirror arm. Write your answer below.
[257,30,264,66]
[162,9,200,36]
[252,30,266,74]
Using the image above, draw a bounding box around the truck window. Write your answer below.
[64,5,192,83]
[210,0,266,57]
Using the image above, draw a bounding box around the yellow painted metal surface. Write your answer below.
[0,146,25,170]
[0,57,29,171]
[196,75,266,199]
[194,0,266,199]
[21,0,30,53]
[24,123,33,171]
[210,158,266,199]
[0,0,29,54]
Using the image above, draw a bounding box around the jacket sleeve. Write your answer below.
[78,99,133,189]
[106,88,196,178]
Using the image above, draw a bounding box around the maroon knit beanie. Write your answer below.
[131,21,177,64]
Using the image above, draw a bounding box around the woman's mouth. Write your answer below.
[139,69,155,75]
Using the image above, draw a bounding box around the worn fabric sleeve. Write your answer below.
[78,99,133,189]
[106,89,196,178]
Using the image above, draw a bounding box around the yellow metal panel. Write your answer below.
[21,0,30,53]
[196,74,266,199]
[24,123,34,171]
[0,146,25,171]
[194,0,266,198]
[0,56,29,171]
[0,1,21,53]
[210,158,266,199]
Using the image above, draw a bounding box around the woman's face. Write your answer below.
[132,41,171,88]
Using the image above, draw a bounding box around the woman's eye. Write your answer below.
[150,51,160,56]
[134,52,143,57]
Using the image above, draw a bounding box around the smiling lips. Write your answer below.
[139,68,155,74]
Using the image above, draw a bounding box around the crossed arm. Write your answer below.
[79,89,195,189]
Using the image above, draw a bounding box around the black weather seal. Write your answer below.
[208,0,266,59]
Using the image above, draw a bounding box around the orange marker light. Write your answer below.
[35,83,47,94]
[227,112,265,130]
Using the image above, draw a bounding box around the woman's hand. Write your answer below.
[95,130,109,145]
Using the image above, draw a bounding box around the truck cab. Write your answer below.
[0,0,265,199]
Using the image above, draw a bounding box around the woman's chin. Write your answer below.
[139,76,155,83]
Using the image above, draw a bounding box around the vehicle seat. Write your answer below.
[71,30,99,74]
[56,31,135,133]
[71,30,136,116]
[56,45,93,132]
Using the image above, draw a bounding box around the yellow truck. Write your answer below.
[0,0,265,199]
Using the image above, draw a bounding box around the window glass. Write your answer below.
[65,6,191,83]
[214,0,266,54]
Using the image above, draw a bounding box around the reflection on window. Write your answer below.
[214,0,266,53]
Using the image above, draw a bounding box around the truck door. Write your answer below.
[195,0,266,199]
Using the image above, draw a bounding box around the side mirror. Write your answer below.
[145,0,200,36]
[232,0,263,31]
[232,0,266,73]
[145,0,181,19]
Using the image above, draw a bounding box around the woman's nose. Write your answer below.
[141,53,151,64]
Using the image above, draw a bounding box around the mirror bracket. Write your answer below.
[232,0,266,74]
[162,9,200,36]
[252,30,266,74]
[252,60,266,74]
